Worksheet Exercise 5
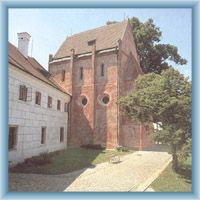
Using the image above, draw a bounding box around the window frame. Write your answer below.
[57,100,61,110]
[60,127,64,143]
[48,96,52,108]
[88,39,96,46]
[19,85,28,101]
[80,67,83,80]
[9,125,18,151]
[102,95,110,105]
[81,97,88,106]
[41,127,46,145]
[35,91,41,105]
[61,69,65,82]
[64,102,69,112]
[101,63,105,76]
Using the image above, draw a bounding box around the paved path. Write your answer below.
[9,151,171,192]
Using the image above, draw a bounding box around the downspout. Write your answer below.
[117,40,122,147]
[91,43,96,145]
[67,49,74,146]
[67,96,72,148]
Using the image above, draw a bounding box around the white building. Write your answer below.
[8,32,71,165]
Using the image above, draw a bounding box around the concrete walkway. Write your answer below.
[9,151,172,192]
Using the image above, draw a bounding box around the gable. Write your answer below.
[54,21,128,59]
[123,53,139,81]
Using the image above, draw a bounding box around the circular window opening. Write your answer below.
[81,97,88,106]
[102,95,110,105]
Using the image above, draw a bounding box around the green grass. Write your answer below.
[10,147,134,175]
[150,156,192,192]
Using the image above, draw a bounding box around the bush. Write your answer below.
[179,138,192,161]
[116,146,129,152]
[24,152,51,166]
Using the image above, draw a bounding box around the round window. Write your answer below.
[102,95,110,105]
[81,97,88,106]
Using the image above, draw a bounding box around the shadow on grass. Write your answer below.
[144,144,170,152]
[9,147,132,192]
[176,161,192,182]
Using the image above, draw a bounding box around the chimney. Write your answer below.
[17,32,31,58]
[49,54,53,62]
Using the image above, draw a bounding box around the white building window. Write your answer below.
[57,100,61,110]
[60,127,64,143]
[19,85,27,101]
[64,103,69,112]
[48,96,52,108]
[35,91,41,105]
[41,127,46,144]
[9,126,18,151]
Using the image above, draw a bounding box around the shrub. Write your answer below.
[23,152,51,166]
[116,146,129,152]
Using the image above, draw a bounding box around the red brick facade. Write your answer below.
[49,22,152,149]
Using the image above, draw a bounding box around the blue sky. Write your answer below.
[8,8,192,78]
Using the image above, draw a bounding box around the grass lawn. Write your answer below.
[150,156,192,192]
[10,147,134,175]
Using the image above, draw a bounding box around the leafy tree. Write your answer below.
[129,17,187,74]
[106,17,187,73]
[119,68,191,171]
[106,21,118,25]
[179,138,192,161]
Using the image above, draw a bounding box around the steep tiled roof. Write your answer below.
[8,42,70,95]
[54,21,128,59]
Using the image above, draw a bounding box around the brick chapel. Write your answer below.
[49,21,152,149]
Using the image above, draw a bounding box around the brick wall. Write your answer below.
[118,23,152,149]
[49,22,152,150]
[49,51,119,148]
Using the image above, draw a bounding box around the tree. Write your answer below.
[129,17,187,74]
[106,21,118,25]
[119,68,191,171]
[106,17,187,73]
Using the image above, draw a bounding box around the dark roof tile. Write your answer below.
[8,42,69,95]
[54,21,128,59]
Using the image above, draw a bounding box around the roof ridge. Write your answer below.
[66,20,128,40]
[9,42,30,60]
[9,42,70,95]
[9,43,49,76]
[28,57,49,73]
[53,20,128,59]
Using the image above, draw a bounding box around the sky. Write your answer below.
[8,8,192,78]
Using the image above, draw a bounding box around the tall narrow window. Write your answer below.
[64,103,69,112]
[9,126,17,150]
[61,70,65,82]
[35,91,41,105]
[60,127,64,142]
[48,96,52,108]
[101,64,104,76]
[19,85,28,101]
[41,127,46,144]
[57,100,61,110]
[80,67,83,80]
